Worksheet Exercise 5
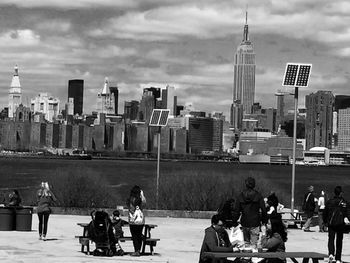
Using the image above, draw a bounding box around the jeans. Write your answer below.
[38,211,50,236]
[318,210,326,231]
[328,226,344,261]
[129,224,144,252]
[242,226,260,248]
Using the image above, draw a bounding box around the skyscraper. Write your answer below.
[305,91,334,150]
[109,86,119,115]
[8,65,22,118]
[338,108,350,150]
[231,11,256,129]
[68,79,84,115]
[97,78,115,114]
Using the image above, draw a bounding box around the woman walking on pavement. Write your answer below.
[127,185,146,257]
[37,182,57,240]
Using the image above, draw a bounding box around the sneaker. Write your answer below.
[39,235,42,240]
[43,235,46,241]
[130,251,140,257]
[329,255,335,263]
[336,260,341,263]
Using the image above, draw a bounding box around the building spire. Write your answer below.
[243,10,249,42]
[14,64,19,76]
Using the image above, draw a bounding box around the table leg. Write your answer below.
[302,258,310,263]
[311,259,319,263]
[291,258,299,263]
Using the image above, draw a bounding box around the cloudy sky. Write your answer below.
[0,0,349,117]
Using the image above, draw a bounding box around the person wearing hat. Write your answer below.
[233,177,267,249]
[302,185,317,232]
[323,186,350,263]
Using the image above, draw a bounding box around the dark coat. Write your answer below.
[303,192,316,218]
[323,196,348,230]
[199,226,233,263]
[233,188,267,227]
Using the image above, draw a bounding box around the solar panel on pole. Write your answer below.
[149,109,170,127]
[150,109,161,126]
[282,63,312,87]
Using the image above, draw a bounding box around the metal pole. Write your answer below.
[156,128,161,210]
[291,86,298,214]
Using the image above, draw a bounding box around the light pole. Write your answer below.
[149,109,170,210]
[282,63,312,214]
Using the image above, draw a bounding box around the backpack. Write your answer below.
[329,201,344,227]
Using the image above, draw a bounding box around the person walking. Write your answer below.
[127,185,146,257]
[318,190,326,232]
[37,182,57,240]
[302,185,317,232]
[233,177,267,249]
[323,186,349,263]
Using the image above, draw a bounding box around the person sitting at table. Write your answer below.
[218,198,236,228]
[8,189,22,207]
[260,213,287,263]
[111,209,127,256]
[199,214,240,263]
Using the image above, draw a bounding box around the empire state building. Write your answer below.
[231,12,256,129]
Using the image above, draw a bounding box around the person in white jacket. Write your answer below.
[318,190,326,232]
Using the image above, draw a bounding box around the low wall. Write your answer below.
[42,207,216,219]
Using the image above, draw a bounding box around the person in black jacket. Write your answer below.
[323,186,350,263]
[199,214,238,263]
[233,177,267,249]
[302,185,317,232]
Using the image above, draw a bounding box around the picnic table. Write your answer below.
[76,222,160,255]
[204,251,327,263]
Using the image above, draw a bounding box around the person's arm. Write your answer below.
[260,195,268,225]
[205,231,233,252]
[261,234,281,250]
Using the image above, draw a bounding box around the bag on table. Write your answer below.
[129,206,145,225]
[228,226,244,244]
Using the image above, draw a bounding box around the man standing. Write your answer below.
[302,185,317,232]
[199,214,238,263]
[323,186,349,263]
[233,177,267,249]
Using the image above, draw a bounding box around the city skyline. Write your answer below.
[0,0,349,117]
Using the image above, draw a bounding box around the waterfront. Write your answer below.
[0,158,349,209]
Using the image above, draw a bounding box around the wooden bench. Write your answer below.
[204,251,327,263]
[76,222,160,255]
[76,235,160,255]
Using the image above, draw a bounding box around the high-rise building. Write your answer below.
[97,78,115,115]
[68,79,84,115]
[338,108,350,150]
[335,95,350,112]
[109,86,119,115]
[139,90,155,122]
[275,90,294,126]
[30,93,60,122]
[124,100,139,120]
[162,85,176,116]
[231,12,256,129]
[305,91,334,150]
[8,65,22,118]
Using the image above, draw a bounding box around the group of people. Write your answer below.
[302,185,350,263]
[199,177,350,263]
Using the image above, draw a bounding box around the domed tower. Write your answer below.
[8,65,22,118]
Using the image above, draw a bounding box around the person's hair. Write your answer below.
[334,186,342,196]
[245,177,255,189]
[128,185,142,207]
[269,214,287,242]
[13,190,19,196]
[113,210,120,217]
[211,214,221,225]
[267,193,279,209]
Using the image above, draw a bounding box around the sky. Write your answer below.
[0,0,349,118]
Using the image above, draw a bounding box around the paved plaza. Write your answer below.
[0,214,350,262]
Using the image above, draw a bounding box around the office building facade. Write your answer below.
[30,93,60,122]
[231,12,256,129]
[68,79,84,115]
[338,108,350,150]
[305,91,334,150]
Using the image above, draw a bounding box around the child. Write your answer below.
[111,210,127,256]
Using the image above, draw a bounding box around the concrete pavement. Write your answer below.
[0,214,349,262]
